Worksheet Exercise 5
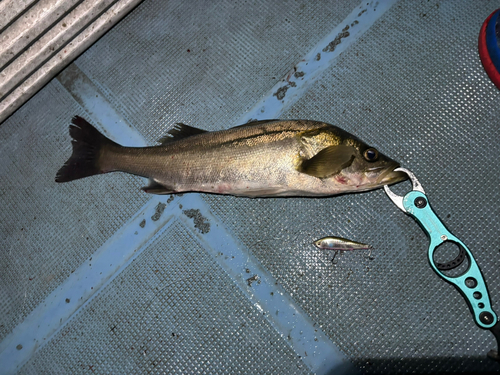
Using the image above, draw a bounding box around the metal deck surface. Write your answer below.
[1,1,500,374]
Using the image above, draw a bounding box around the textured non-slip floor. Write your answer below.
[1,1,500,374]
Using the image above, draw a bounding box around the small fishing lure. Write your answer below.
[313,236,373,263]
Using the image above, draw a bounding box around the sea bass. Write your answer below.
[55,116,406,197]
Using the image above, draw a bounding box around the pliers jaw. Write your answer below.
[383,167,425,212]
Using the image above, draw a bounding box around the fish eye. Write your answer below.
[363,148,379,162]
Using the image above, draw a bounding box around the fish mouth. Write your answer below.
[376,164,408,185]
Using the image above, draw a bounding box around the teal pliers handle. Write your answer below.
[384,168,497,331]
[402,189,496,329]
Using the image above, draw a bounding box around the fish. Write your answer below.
[313,236,373,251]
[55,116,407,197]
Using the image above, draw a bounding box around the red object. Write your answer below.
[479,10,500,90]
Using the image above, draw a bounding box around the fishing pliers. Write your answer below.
[384,167,500,361]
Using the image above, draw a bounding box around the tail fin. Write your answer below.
[55,116,120,183]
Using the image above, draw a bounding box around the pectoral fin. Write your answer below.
[141,179,175,195]
[299,145,355,178]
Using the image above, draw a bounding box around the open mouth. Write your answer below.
[377,164,408,185]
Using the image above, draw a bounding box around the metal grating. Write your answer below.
[0,0,144,123]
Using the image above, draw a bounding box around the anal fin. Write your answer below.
[141,179,175,195]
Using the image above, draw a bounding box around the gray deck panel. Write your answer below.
[1,0,500,374]
[19,221,311,375]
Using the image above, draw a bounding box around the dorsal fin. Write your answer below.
[158,123,207,144]
[298,145,355,178]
